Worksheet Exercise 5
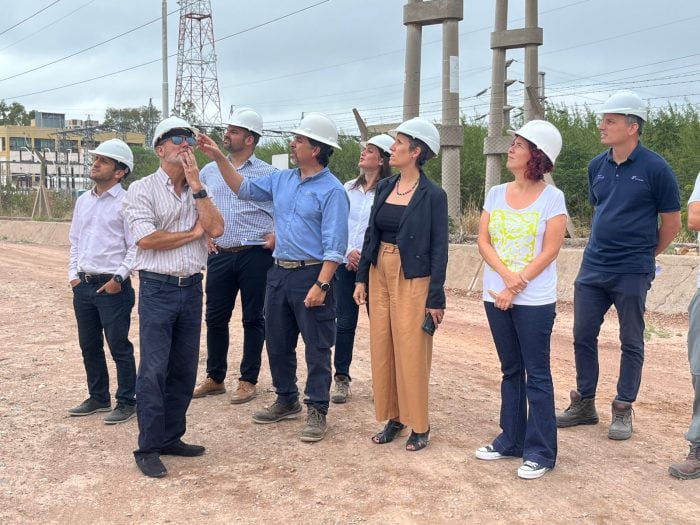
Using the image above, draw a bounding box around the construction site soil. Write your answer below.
[0,241,698,524]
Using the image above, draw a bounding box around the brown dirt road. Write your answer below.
[0,241,698,524]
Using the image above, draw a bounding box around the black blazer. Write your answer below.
[356,171,449,309]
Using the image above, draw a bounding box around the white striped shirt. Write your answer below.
[200,154,275,248]
[68,183,136,281]
[123,167,209,277]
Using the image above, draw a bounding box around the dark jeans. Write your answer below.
[72,279,136,406]
[573,267,653,403]
[333,265,362,380]
[485,301,557,468]
[265,264,336,414]
[135,277,202,455]
[205,247,272,384]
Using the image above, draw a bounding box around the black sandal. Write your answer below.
[372,420,405,444]
[406,427,430,451]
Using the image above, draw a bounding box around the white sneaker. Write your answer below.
[475,445,507,460]
[517,460,550,479]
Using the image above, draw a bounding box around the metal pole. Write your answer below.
[442,18,460,220]
[484,0,508,194]
[523,0,540,120]
[403,0,422,121]
[162,0,170,119]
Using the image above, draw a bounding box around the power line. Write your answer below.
[0,0,97,52]
[0,9,178,83]
[0,0,61,38]
[5,0,331,100]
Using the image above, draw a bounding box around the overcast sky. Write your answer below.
[1,0,698,134]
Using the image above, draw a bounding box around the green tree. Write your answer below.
[0,100,33,125]
[103,106,161,134]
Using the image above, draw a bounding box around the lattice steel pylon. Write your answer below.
[173,0,222,127]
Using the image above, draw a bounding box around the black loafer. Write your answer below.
[134,453,167,478]
[161,440,205,457]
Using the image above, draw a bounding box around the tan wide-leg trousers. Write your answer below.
[369,242,432,433]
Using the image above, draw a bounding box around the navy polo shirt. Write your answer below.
[582,143,680,274]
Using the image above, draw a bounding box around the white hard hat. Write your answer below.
[596,90,647,122]
[361,134,394,155]
[152,116,198,147]
[291,112,341,149]
[389,117,440,156]
[88,139,134,172]
[227,107,263,136]
[508,120,562,165]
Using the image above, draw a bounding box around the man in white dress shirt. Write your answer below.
[67,139,137,425]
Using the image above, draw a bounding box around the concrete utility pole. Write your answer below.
[162,0,169,119]
[484,0,543,194]
[402,0,464,220]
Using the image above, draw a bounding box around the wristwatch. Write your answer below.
[315,280,330,292]
[192,188,208,199]
[113,274,124,284]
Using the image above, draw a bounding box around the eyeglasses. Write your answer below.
[167,135,196,146]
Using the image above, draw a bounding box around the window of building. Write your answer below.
[9,137,27,151]
[34,138,55,151]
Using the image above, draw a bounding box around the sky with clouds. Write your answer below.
[0,0,698,134]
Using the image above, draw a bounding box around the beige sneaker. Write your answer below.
[230,380,257,404]
[192,377,226,398]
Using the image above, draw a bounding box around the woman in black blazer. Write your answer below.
[354,117,449,451]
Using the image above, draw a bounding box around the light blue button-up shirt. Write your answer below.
[238,167,349,263]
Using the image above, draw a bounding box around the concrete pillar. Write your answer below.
[403,0,423,121]
[442,19,461,219]
[484,0,508,194]
[523,0,541,120]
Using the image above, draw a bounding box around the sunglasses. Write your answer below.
[167,135,196,146]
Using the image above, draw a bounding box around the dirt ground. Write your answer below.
[0,241,698,524]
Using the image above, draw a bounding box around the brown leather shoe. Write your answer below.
[230,380,257,404]
[192,377,226,398]
[669,444,700,480]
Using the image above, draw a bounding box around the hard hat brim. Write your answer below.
[290,128,341,150]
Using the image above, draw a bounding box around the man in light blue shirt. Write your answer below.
[198,112,349,443]
[192,108,276,405]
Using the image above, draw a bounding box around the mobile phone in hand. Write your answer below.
[421,313,436,336]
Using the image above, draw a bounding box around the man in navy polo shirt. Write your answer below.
[557,91,681,440]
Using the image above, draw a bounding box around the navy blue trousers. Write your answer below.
[204,247,272,384]
[485,301,558,468]
[72,279,136,406]
[265,265,336,414]
[573,267,653,403]
[333,265,361,380]
[135,277,202,455]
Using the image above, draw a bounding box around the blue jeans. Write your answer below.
[333,265,363,379]
[264,265,336,414]
[686,290,700,444]
[484,301,557,468]
[204,247,272,384]
[135,277,202,455]
[573,267,653,403]
[72,279,136,406]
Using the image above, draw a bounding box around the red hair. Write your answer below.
[524,142,554,181]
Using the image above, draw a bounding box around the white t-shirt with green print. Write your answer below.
[482,182,568,306]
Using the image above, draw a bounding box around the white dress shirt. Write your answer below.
[344,177,376,261]
[68,183,136,281]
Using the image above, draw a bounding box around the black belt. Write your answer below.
[78,272,114,285]
[216,245,254,253]
[139,271,203,287]
[274,258,323,269]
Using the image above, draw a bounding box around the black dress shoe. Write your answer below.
[134,453,167,478]
[161,440,205,457]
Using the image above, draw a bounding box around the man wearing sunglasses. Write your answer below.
[123,116,224,478]
[192,107,276,406]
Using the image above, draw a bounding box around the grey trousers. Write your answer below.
[685,291,700,444]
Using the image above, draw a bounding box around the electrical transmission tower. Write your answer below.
[173,0,222,127]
